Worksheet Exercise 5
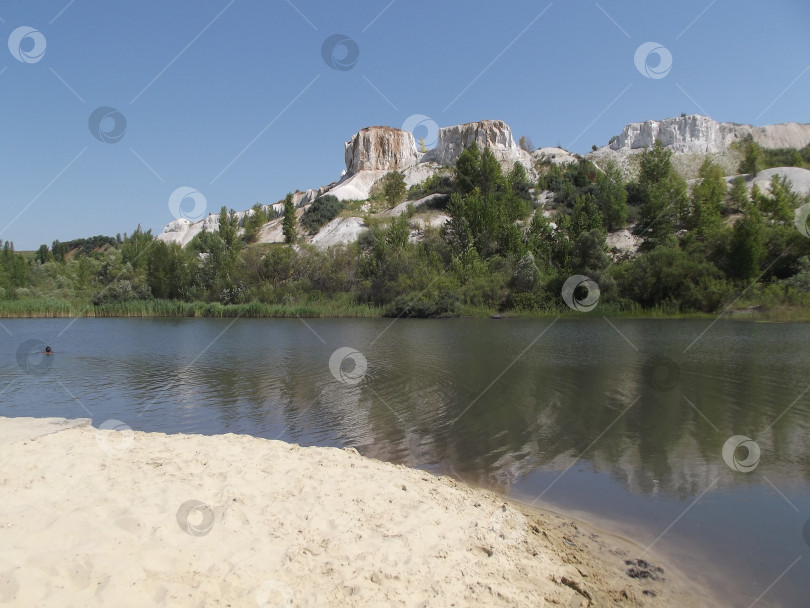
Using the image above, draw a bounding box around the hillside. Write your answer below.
[3,113,810,319]
[155,115,810,254]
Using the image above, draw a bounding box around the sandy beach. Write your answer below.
[0,417,710,607]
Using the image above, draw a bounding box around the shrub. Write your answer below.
[91,280,152,306]
[380,171,407,207]
[384,290,460,318]
[407,173,455,200]
[300,195,343,234]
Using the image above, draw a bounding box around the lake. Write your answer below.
[2,317,809,606]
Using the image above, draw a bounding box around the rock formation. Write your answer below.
[606,114,810,153]
[157,214,220,248]
[156,115,810,249]
[422,119,532,169]
[344,126,419,175]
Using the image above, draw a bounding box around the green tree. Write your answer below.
[121,225,154,270]
[299,195,343,234]
[243,203,268,244]
[35,244,51,265]
[594,160,627,231]
[636,142,688,250]
[761,174,799,222]
[454,144,506,196]
[454,143,482,194]
[512,252,541,292]
[728,204,764,280]
[569,194,604,240]
[689,158,727,236]
[570,229,610,278]
[527,211,554,271]
[728,176,750,211]
[616,247,728,311]
[51,240,68,263]
[750,183,766,212]
[218,206,241,252]
[0,241,29,289]
[739,137,763,175]
[419,137,427,153]
[146,240,192,299]
[478,147,503,197]
[507,162,532,202]
[282,193,297,244]
[386,215,410,249]
[381,171,407,207]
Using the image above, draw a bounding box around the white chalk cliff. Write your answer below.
[604,114,810,154]
[156,115,810,248]
[421,119,533,169]
[344,126,420,175]
[329,120,531,202]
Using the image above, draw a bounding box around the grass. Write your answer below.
[0,297,807,321]
[0,298,383,319]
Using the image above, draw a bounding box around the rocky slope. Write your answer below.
[156,115,810,249]
[589,114,810,180]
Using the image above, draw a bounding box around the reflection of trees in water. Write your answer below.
[439,346,810,497]
[346,337,810,499]
[117,319,810,499]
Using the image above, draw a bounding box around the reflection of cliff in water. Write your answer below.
[301,319,810,500]
[113,318,810,500]
[407,347,810,498]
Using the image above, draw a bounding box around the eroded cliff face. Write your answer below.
[344,126,419,175]
[422,119,532,168]
[607,115,810,153]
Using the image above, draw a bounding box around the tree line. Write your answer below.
[2,141,810,317]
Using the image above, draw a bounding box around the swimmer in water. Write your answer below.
[44,346,52,355]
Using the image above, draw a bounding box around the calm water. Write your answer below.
[2,317,809,606]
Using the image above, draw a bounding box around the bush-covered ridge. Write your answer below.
[2,142,810,318]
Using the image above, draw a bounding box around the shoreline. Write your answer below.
[1,305,807,321]
[0,416,718,606]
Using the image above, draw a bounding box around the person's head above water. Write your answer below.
[44,346,52,354]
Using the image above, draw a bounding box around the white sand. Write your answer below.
[0,417,708,607]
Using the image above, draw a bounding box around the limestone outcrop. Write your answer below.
[422,119,532,169]
[605,114,810,153]
[344,126,419,175]
[155,115,810,250]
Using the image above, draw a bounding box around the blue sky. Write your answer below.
[1,0,809,250]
